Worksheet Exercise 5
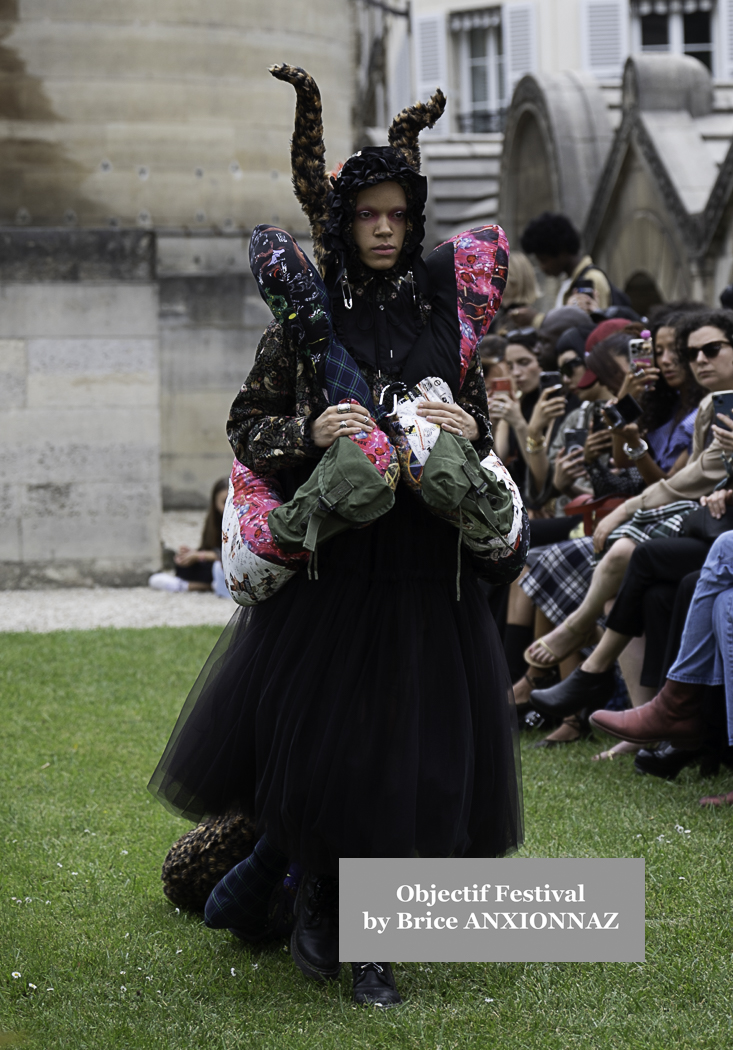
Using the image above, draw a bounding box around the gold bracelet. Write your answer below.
[525,435,546,454]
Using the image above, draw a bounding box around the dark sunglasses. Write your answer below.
[684,340,732,362]
[559,356,585,377]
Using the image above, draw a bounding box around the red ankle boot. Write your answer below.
[589,680,702,748]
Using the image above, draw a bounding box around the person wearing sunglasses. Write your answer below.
[524,311,733,679]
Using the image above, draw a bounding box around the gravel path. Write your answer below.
[0,587,235,633]
[0,511,238,633]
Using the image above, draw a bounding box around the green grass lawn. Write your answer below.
[1,627,733,1050]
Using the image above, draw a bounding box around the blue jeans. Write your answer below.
[667,532,733,743]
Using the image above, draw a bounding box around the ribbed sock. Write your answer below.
[504,623,533,684]
[204,834,289,932]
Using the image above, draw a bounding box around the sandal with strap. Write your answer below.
[523,623,597,670]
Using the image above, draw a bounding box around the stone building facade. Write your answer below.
[0,1,356,587]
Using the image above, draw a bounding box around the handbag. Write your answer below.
[564,494,626,537]
[680,505,733,543]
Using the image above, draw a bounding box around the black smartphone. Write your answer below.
[713,391,733,419]
[573,280,595,297]
[539,371,564,399]
[604,394,642,429]
[564,428,588,452]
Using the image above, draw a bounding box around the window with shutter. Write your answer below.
[504,2,536,90]
[726,0,733,77]
[413,13,447,102]
[582,0,628,77]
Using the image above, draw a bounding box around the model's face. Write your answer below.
[505,344,541,393]
[655,326,685,389]
[215,489,227,514]
[352,181,407,270]
[687,325,733,391]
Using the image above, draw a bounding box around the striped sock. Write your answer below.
[204,834,288,932]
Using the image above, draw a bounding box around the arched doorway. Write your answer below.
[624,271,663,317]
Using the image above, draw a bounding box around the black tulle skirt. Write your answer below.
[149,487,523,873]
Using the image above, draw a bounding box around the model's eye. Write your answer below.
[357,209,376,221]
[391,210,406,221]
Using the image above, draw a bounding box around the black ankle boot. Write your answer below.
[290,873,340,981]
[351,962,402,1007]
[634,742,702,780]
[530,666,616,719]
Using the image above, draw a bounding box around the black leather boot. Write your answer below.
[352,962,402,1007]
[634,742,702,780]
[290,873,340,981]
[530,665,616,719]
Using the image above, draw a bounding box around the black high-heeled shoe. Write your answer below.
[634,742,702,780]
[530,666,616,720]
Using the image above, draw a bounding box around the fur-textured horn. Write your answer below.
[387,89,446,172]
[270,63,330,266]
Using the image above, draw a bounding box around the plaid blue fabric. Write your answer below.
[204,834,287,932]
[520,537,596,626]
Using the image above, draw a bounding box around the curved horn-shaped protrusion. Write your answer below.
[269,63,330,264]
[387,89,447,172]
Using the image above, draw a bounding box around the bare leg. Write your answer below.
[188,582,212,592]
[591,633,653,760]
[507,571,534,626]
[526,539,638,668]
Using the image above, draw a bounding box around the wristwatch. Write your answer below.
[623,439,649,461]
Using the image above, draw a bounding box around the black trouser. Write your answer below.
[605,538,710,688]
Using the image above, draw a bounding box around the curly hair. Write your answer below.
[520,212,581,258]
[638,310,706,434]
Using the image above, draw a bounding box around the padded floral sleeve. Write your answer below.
[227,321,328,475]
[457,348,494,460]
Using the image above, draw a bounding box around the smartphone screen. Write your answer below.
[564,428,588,451]
[628,337,653,372]
[574,280,595,297]
[615,393,643,424]
[490,377,513,394]
[539,371,564,398]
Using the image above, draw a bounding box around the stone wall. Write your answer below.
[0,230,161,588]
[157,236,272,508]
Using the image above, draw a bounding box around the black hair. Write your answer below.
[504,329,539,353]
[200,477,229,551]
[675,309,733,358]
[586,333,633,396]
[520,212,581,258]
[636,311,705,434]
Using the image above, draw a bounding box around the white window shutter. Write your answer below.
[504,3,537,92]
[720,0,733,79]
[413,13,447,102]
[582,0,628,78]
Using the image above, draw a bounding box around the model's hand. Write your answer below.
[712,413,733,453]
[487,391,524,430]
[592,502,627,553]
[527,387,566,433]
[417,401,479,440]
[553,447,588,492]
[701,488,733,519]
[311,403,374,448]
